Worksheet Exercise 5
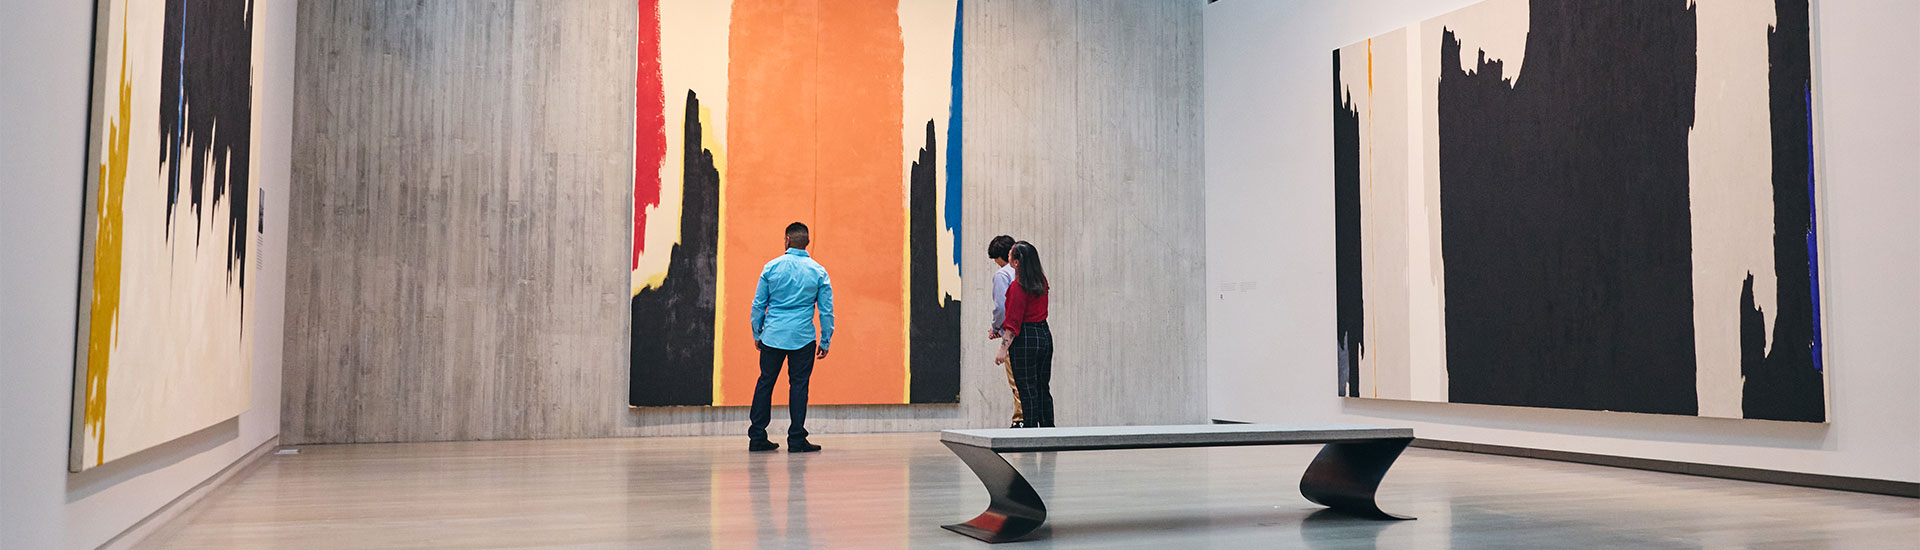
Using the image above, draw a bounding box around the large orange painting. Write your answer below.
[630,0,964,406]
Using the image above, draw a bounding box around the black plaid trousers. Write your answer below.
[1008,321,1054,428]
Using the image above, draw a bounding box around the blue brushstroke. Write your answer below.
[944,0,964,270]
[167,6,188,236]
[1805,85,1823,372]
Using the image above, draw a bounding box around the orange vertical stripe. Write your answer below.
[721,0,820,405]
[812,0,907,405]
[719,0,907,405]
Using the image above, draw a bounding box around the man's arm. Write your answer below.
[816,270,834,351]
[751,267,771,347]
[990,269,1013,337]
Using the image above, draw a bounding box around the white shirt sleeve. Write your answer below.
[991,268,1014,332]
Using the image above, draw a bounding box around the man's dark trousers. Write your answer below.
[748,342,816,442]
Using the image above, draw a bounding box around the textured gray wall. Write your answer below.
[283,0,1204,444]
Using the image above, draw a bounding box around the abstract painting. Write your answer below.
[630,0,964,406]
[73,0,262,470]
[1334,0,1825,422]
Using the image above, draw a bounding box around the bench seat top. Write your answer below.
[940,423,1413,452]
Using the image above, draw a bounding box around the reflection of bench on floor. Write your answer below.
[937,424,1416,543]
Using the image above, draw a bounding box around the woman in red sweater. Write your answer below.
[995,241,1053,428]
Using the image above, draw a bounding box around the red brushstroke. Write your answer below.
[634,0,665,269]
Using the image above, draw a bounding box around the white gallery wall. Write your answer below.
[1205,0,1918,483]
[0,0,297,548]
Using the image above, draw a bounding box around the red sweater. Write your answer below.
[1000,282,1049,338]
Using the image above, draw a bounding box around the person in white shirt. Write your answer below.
[986,235,1023,428]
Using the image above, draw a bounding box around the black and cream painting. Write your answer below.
[73,0,261,470]
[1333,0,1825,422]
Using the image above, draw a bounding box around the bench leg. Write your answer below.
[1298,437,1416,520]
[941,441,1047,543]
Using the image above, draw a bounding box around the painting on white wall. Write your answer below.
[72,0,263,470]
[1334,0,1826,422]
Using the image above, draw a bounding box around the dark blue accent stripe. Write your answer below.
[1805,85,1823,372]
[944,0,964,269]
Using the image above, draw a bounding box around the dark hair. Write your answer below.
[1009,241,1048,296]
[785,222,809,248]
[987,235,1016,260]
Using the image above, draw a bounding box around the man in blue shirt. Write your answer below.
[748,222,834,452]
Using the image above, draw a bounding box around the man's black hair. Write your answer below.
[785,222,810,249]
[987,235,1016,260]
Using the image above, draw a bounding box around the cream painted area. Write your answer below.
[900,0,963,301]
[1688,0,1780,419]
[1338,30,1415,400]
[79,0,258,469]
[634,0,732,294]
[1404,22,1449,402]
[1430,0,1529,85]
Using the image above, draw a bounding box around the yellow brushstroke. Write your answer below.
[635,269,670,295]
[703,104,729,406]
[85,25,134,466]
[704,106,728,185]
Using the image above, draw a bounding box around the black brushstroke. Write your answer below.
[1437,1,1699,415]
[1742,0,1823,422]
[1332,49,1364,398]
[630,90,720,407]
[910,120,962,404]
[161,0,254,292]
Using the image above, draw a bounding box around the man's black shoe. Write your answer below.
[748,440,780,452]
[787,439,822,453]
[1008,421,1026,429]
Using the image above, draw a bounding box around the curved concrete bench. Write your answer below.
[938,423,1415,543]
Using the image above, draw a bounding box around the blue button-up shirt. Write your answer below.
[751,248,834,351]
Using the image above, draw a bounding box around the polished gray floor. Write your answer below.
[141,433,1920,549]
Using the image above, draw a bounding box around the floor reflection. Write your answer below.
[146,433,1920,550]
[782,455,811,550]
[1297,508,1395,550]
[728,443,921,548]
